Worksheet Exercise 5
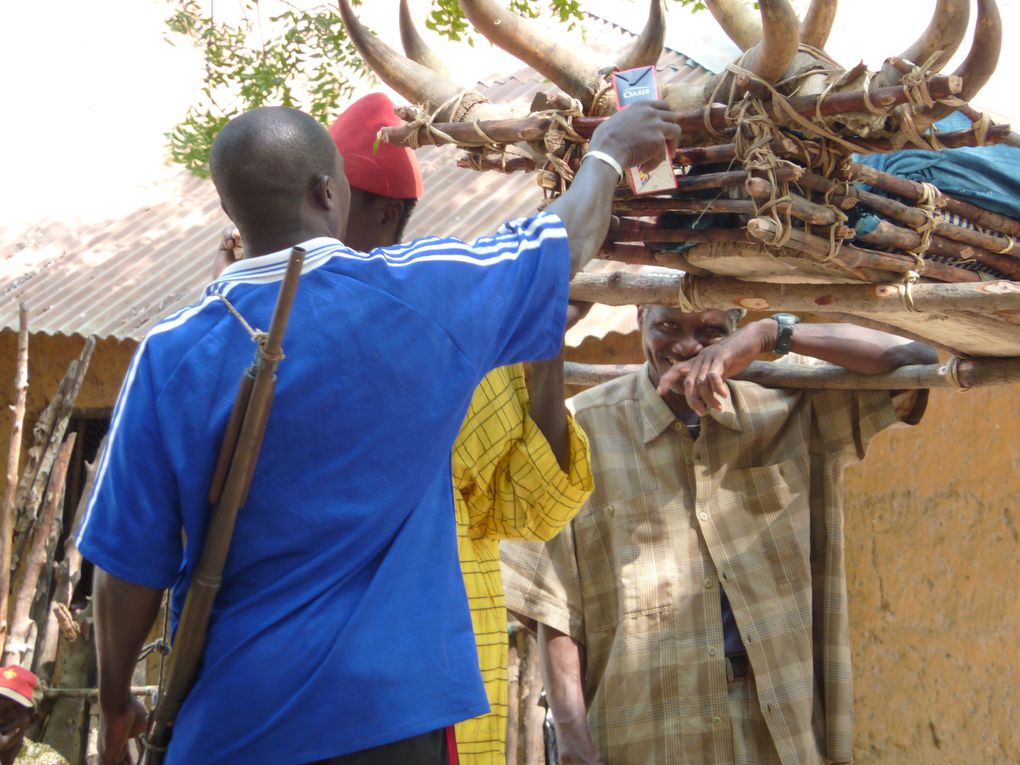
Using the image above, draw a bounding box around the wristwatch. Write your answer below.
[770,313,800,355]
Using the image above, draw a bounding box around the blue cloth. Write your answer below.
[76,214,570,765]
[856,112,1020,220]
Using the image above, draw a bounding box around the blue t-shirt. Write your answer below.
[76,213,570,765]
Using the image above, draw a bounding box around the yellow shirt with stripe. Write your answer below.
[451,363,593,765]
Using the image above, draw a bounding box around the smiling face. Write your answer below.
[638,305,733,393]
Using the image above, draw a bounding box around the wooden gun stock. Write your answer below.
[140,246,305,763]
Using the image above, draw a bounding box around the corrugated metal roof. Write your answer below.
[0,14,708,342]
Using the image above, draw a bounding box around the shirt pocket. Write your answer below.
[572,491,673,634]
[716,455,810,585]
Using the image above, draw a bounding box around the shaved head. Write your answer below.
[210,106,349,249]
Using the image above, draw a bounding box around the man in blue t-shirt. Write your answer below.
[79,103,681,765]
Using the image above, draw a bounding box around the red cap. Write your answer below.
[0,666,40,709]
[328,93,423,200]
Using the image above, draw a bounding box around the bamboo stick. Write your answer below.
[4,434,75,667]
[0,306,28,655]
[381,77,964,148]
[850,162,1020,238]
[564,358,1020,390]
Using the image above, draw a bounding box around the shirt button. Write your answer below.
[606,504,615,516]
[698,511,709,521]
[684,455,693,465]
[704,578,713,589]
[708,646,718,656]
[712,716,722,726]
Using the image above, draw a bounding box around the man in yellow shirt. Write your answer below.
[218,93,593,763]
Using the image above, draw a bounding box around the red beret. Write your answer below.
[328,93,423,200]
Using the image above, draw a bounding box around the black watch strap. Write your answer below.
[771,313,800,356]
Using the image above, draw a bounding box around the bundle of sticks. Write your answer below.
[384,72,1020,286]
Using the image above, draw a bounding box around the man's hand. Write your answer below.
[98,694,147,765]
[588,101,682,173]
[547,102,682,276]
[556,730,607,765]
[656,320,775,416]
[212,226,241,279]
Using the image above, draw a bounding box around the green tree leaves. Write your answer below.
[166,0,707,176]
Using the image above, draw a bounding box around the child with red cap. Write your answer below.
[0,666,66,765]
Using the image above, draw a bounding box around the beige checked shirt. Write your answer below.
[501,365,926,765]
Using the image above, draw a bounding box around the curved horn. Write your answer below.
[901,0,971,72]
[459,0,605,107]
[338,0,463,115]
[800,0,837,50]
[399,0,452,77]
[926,0,1003,122]
[743,0,800,84]
[614,0,667,71]
[705,0,762,52]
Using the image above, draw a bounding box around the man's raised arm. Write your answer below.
[659,320,939,416]
[545,102,682,276]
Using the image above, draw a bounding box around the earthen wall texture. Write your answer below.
[845,385,1019,764]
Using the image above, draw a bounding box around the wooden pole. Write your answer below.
[0,306,28,655]
[564,358,1020,390]
[567,271,1020,314]
[854,219,1020,279]
[380,77,964,148]
[11,337,95,575]
[682,276,1020,314]
[745,217,982,283]
[850,162,1020,238]
[745,178,842,226]
[797,169,1020,259]
[3,434,75,667]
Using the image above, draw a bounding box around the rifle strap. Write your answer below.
[214,293,277,356]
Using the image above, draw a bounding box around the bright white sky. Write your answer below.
[1,0,1017,230]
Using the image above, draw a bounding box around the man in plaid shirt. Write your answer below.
[502,306,935,765]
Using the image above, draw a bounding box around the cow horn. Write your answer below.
[338,0,465,117]
[399,0,452,77]
[458,0,605,108]
[926,0,1003,122]
[800,0,837,50]
[881,0,971,86]
[743,0,800,84]
[704,0,762,52]
[615,0,667,71]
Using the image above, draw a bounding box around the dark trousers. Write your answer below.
[310,728,450,765]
